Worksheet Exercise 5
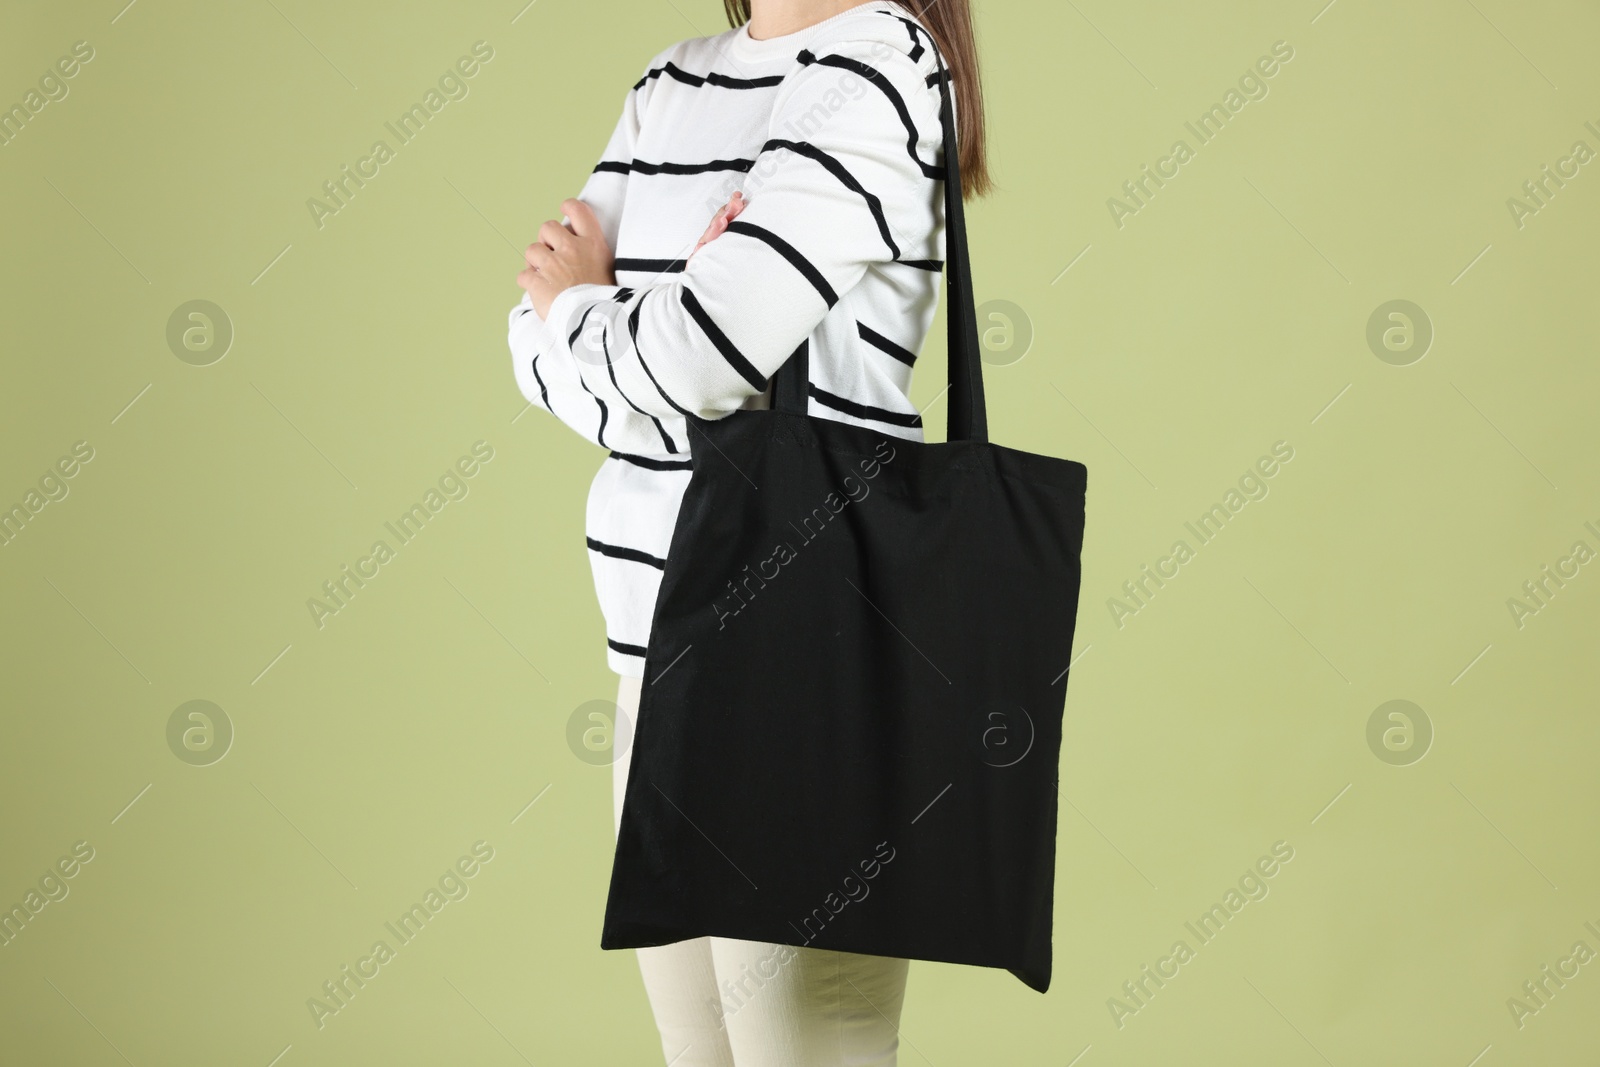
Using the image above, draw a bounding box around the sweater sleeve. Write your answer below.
[508,58,685,454]
[538,38,944,423]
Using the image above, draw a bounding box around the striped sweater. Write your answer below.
[507,0,951,677]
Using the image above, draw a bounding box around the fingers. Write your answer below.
[520,197,613,304]
[517,266,557,318]
[562,198,602,238]
[711,192,744,226]
[690,222,720,259]
[537,219,572,252]
[689,192,746,260]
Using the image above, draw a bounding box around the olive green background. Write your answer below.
[3,0,1597,1063]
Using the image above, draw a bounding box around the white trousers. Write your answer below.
[612,673,912,1067]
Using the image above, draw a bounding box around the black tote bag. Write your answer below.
[601,39,1088,994]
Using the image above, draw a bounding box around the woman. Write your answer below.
[507,0,989,1062]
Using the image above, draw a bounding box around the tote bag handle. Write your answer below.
[772,33,988,444]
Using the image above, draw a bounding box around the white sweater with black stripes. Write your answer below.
[508,0,950,677]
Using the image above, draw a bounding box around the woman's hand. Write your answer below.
[691,191,745,259]
[518,198,616,318]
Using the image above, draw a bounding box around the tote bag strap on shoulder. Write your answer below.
[772,33,989,444]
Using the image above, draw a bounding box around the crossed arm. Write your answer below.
[508,36,942,453]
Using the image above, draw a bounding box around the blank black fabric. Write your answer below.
[601,35,1088,994]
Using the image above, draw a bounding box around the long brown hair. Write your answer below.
[721,0,991,200]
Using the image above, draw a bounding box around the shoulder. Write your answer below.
[809,2,939,63]
[779,6,945,132]
[794,6,942,110]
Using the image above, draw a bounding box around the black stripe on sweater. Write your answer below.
[594,157,756,176]
[877,15,950,99]
[529,355,552,410]
[587,537,667,569]
[634,63,786,91]
[799,50,943,180]
[598,312,679,454]
[883,12,926,61]
[681,289,766,391]
[615,257,687,274]
[568,300,611,350]
[760,139,899,260]
[609,451,694,471]
[607,637,649,657]
[565,302,611,446]
[628,292,697,420]
[857,321,917,366]
[575,371,609,447]
[809,383,923,428]
[895,258,943,271]
[723,220,838,307]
